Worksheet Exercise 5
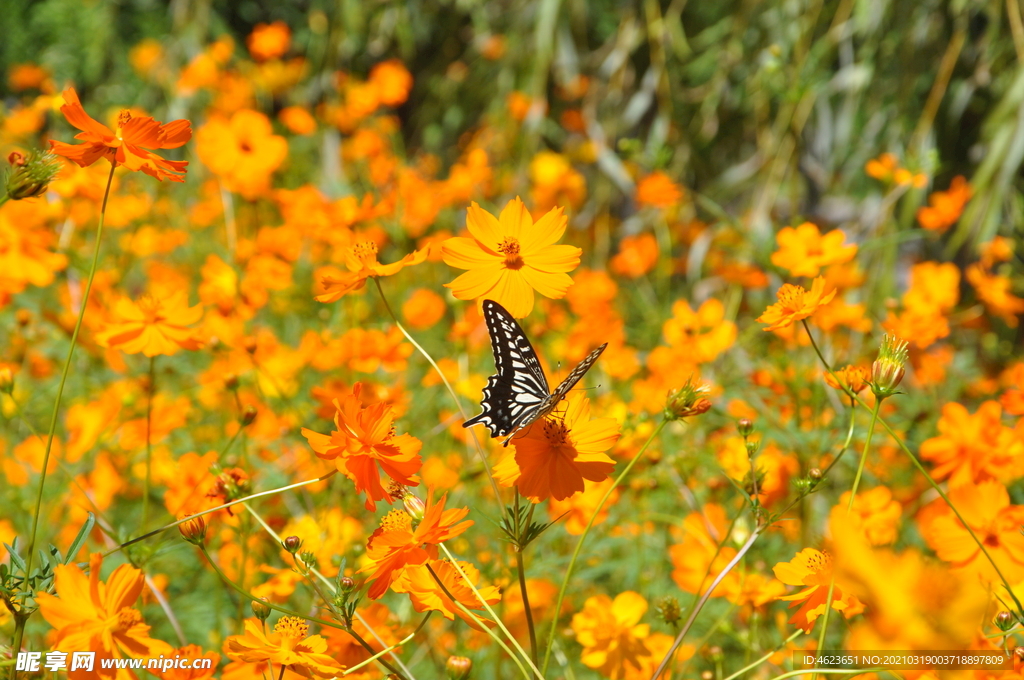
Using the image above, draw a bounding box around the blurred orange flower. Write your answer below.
[392,559,501,630]
[919,400,1024,487]
[36,554,172,679]
[224,617,343,679]
[571,591,652,679]
[662,298,737,363]
[442,197,581,318]
[756,277,837,331]
[315,242,426,303]
[360,493,472,599]
[548,477,619,535]
[610,233,658,278]
[301,382,422,511]
[966,263,1024,327]
[49,88,191,181]
[494,392,619,501]
[369,59,413,107]
[824,365,870,394]
[96,292,203,357]
[770,223,857,277]
[773,548,865,632]
[831,487,901,545]
[247,21,291,61]
[635,171,683,209]
[195,109,288,199]
[278,106,317,135]
[917,176,971,232]
[402,288,447,329]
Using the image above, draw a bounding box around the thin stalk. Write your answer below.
[541,418,668,676]
[106,470,337,556]
[24,160,117,578]
[372,278,505,506]
[142,355,156,531]
[847,401,880,511]
[515,548,538,668]
[651,528,763,679]
[721,630,803,680]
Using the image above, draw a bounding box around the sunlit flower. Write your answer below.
[314,241,426,303]
[610,233,659,278]
[36,553,172,679]
[773,548,865,632]
[359,493,472,599]
[278,106,317,135]
[770,223,857,277]
[529,151,586,212]
[402,288,447,329]
[96,291,203,357]
[917,176,972,232]
[301,382,422,511]
[756,277,837,332]
[919,479,1024,582]
[670,504,737,597]
[369,59,414,107]
[49,88,191,181]
[161,645,219,680]
[823,365,869,394]
[224,617,343,679]
[662,298,737,363]
[966,263,1024,327]
[442,197,581,318]
[493,392,619,501]
[919,400,1024,487]
[392,559,501,630]
[571,591,652,680]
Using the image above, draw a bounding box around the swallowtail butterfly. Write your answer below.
[463,299,607,446]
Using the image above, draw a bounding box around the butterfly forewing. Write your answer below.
[463,299,606,445]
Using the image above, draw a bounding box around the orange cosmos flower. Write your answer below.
[369,59,414,107]
[610,233,659,278]
[548,477,619,535]
[919,400,1024,487]
[773,548,865,633]
[161,645,219,680]
[224,617,344,679]
[494,392,619,501]
[359,493,473,599]
[36,553,172,679]
[756,277,837,331]
[301,383,422,511]
[392,559,502,630]
[314,241,426,303]
[770,222,857,277]
[966,263,1024,327]
[635,171,684,209]
[662,298,737,363]
[247,21,291,61]
[571,591,653,680]
[917,176,972,232]
[823,365,870,394]
[195,110,288,199]
[441,197,581,318]
[402,288,447,329]
[96,291,203,357]
[919,479,1024,582]
[49,88,191,182]
[830,487,902,546]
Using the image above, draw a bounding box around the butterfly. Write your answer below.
[463,299,607,446]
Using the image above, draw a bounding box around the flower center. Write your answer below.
[136,295,163,324]
[380,508,413,533]
[117,110,132,129]
[113,607,143,632]
[775,285,805,312]
[274,616,309,640]
[353,241,379,266]
[542,418,569,445]
[498,238,524,270]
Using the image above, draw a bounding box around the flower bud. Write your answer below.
[808,468,823,482]
[737,418,754,437]
[870,335,909,399]
[251,599,271,622]
[5,149,61,200]
[224,373,239,391]
[177,513,207,545]
[995,610,1015,632]
[446,656,472,680]
[403,493,426,522]
[243,337,258,354]
[283,535,303,554]
[299,551,317,568]
[656,596,682,627]
[340,576,356,592]
[241,405,257,426]
[665,379,712,421]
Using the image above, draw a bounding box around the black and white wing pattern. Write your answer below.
[463,299,607,446]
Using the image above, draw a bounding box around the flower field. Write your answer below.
[2,2,1024,679]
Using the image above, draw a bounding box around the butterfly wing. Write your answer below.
[463,300,551,438]
[513,342,609,434]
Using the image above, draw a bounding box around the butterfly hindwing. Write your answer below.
[463,299,606,445]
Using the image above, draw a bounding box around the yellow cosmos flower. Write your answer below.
[314,241,426,303]
[773,548,864,632]
[570,591,652,679]
[224,617,344,679]
[441,196,581,318]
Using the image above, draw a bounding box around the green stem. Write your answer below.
[515,545,539,668]
[24,160,116,581]
[142,355,155,532]
[721,631,803,680]
[541,418,668,676]
[847,400,881,511]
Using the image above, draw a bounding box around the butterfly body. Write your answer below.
[464,299,607,446]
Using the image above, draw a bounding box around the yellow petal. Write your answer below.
[520,266,573,299]
[519,205,567,254]
[444,265,503,300]
[497,196,532,243]
[442,236,501,270]
[525,244,582,273]
[465,202,504,249]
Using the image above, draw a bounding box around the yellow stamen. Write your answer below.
[274,616,310,639]
[498,237,524,270]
